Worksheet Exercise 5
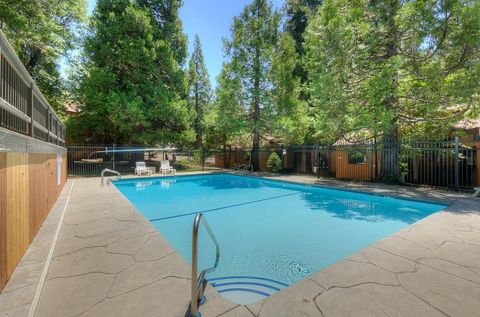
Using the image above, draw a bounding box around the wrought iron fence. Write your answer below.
[67,145,221,177]
[0,30,65,146]
[67,137,478,191]
[214,137,478,191]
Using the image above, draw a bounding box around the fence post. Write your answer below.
[28,83,34,137]
[112,144,116,171]
[316,142,320,179]
[454,137,459,191]
[202,148,205,172]
[369,140,374,181]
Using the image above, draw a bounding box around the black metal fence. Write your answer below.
[67,137,478,191]
[67,145,221,177]
[213,137,478,191]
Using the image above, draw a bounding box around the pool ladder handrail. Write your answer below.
[188,213,220,317]
[234,163,245,171]
[101,168,121,187]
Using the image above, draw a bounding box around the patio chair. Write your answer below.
[160,160,176,175]
[135,162,152,176]
[474,187,480,198]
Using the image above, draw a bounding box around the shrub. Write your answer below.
[267,152,282,172]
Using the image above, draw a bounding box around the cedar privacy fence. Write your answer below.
[67,137,479,191]
[0,30,66,146]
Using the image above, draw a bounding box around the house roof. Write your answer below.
[453,117,480,130]
[64,100,80,113]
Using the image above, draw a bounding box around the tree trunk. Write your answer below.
[252,75,261,171]
[222,134,228,168]
[195,83,202,148]
[382,126,399,178]
[251,3,261,171]
[380,0,400,179]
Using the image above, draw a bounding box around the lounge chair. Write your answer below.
[160,160,176,175]
[135,162,152,176]
[474,187,480,198]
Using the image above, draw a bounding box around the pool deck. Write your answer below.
[1,172,480,317]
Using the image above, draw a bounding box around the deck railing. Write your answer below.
[0,30,65,146]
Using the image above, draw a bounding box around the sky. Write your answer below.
[77,0,285,86]
[179,0,284,85]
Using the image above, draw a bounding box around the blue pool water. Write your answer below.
[114,173,445,304]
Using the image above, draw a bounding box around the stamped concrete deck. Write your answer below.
[1,172,479,317]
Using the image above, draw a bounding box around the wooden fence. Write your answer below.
[0,30,67,290]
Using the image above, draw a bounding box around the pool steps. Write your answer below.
[209,276,288,304]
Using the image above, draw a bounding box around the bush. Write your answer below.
[267,152,282,172]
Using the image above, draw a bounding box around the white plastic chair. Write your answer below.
[135,162,152,176]
[160,160,176,175]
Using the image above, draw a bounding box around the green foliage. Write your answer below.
[283,0,322,80]
[0,0,87,116]
[266,152,282,172]
[187,35,212,147]
[304,0,480,143]
[75,0,190,144]
[224,0,281,170]
[205,63,246,148]
[138,0,188,68]
[271,33,309,144]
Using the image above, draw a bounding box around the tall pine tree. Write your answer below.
[283,0,322,80]
[206,63,246,166]
[271,33,308,144]
[77,0,190,144]
[224,0,280,170]
[138,0,188,95]
[187,35,212,147]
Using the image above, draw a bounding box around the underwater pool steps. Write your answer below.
[210,275,288,297]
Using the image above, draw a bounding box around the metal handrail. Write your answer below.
[101,168,121,187]
[234,163,245,171]
[244,164,253,173]
[189,213,220,317]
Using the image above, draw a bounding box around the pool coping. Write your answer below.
[1,171,479,317]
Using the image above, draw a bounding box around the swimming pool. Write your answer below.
[114,173,446,304]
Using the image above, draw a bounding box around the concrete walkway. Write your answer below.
[1,173,479,317]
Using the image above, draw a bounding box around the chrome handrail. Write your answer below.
[234,163,245,171]
[101,168,121,187]
[244,164,253,173]
[189,213,220,317]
